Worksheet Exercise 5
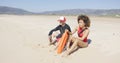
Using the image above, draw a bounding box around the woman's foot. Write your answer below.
[62,51,70,57]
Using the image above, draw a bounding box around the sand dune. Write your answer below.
[0,15,120,63]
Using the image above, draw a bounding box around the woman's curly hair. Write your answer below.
[77,15,91,27]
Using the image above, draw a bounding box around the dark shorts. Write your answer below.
[56,34,62,42]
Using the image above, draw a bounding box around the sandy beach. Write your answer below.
[0,15,120,63]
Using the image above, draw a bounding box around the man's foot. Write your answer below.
[49,42,53,46]
[49,42,56,46]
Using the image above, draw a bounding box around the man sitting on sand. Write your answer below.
[48,16,71,46]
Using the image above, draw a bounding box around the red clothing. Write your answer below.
[77,27,88,42]
[56,38,60,42]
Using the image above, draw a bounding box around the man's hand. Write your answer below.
[65,29,72,35]
[65,29,69,32]
[48,35,52,42]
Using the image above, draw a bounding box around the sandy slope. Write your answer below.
[0,15,120,63]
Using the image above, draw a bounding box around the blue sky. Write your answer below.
[0,0,120,12]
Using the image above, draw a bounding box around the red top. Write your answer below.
[77,27,88,42]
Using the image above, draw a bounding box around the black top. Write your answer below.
[48,24,71,38]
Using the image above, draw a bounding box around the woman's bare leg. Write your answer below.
[78,41,88,48]
[63,39,79,56]
[63,38,88,57]
[66,35,72,50]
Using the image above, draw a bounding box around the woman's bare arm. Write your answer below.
[68,26,78,35]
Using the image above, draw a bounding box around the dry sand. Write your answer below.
[0,15,120,63]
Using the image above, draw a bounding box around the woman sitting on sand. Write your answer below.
[63,15,91,56]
